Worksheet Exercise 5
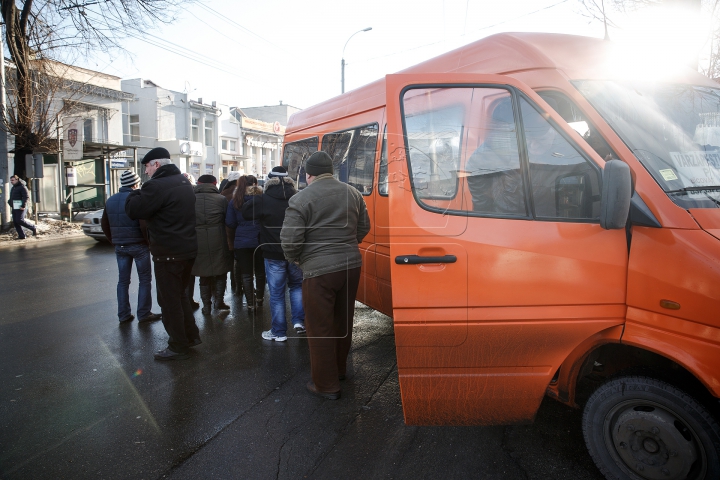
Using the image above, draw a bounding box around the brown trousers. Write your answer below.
[303,267,361,393]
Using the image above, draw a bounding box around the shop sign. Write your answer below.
[242,117,285,135]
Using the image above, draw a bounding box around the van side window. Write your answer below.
[520,97,601,220]
[283,137,318,190]
[378,126,388,196]
[321,124,379,195]
[537,90,618,162]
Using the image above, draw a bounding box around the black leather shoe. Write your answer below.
[119,314,135,323]
[189,338,202,347]
[215,301,231,310]
[190,300,200,310]
[338,374,346,381]
[154,348,190,361]
[139,313,162,323]
[32,228,37,237]
[306,381,341,400]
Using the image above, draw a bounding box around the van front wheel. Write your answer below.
[582,376,720,480]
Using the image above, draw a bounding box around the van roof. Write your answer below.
[287,32,714,133]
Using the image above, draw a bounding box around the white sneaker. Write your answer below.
[293,323,306,335]
[262,330,287,342]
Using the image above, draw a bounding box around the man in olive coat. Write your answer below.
[281,151,371,400]
[192,175,231,314]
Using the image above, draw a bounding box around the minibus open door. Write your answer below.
[385,73,628,426]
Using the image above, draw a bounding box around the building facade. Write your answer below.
[121,81,295,183]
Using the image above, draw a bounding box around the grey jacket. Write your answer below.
[280,174,370,278]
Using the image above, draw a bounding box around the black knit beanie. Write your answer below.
[304,151,333,176]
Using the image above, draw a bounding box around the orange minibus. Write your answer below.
[282,33,720,479]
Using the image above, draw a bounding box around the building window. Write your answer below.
[84,119,93,143]
[190,163,200,177]
[221,139,236,151]
[129,114,140,142]
[205,120,213,147]
[205,163,214,174]
[192,117,199,142]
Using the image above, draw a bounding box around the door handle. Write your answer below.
[395,255,457,265]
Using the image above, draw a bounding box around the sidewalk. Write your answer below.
[0,216,85,247]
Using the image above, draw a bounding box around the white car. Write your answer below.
[81,210,108,242]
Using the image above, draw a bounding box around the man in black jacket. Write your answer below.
[8,175,36,239]
[125,147,199,360]
[242,166,304,342]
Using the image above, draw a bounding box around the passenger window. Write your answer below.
[283,137,318,190]
[537,91,618,162]
[378,126,388,196]
[465,90,527,216]
[321,124,378,195]
[520,98,601,220]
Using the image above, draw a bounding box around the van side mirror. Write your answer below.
[600,160,632,230]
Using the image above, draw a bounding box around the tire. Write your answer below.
[582,376,720,480]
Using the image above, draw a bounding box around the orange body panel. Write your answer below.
[283,32,720,427]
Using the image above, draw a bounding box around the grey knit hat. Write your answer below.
[120,170,141,187]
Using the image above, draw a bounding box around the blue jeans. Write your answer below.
[116,244,152,321]
[265,258,304,336]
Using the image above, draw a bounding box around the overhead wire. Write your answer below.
[194,3,289,54]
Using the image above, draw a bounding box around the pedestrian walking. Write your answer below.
[182,173,201,310]
[221,170,242,295]
[101,170,161,324]
[7,175,36,239]
[192,174,232,314]
[242,166,304,342]
[281,152,370,400]
[125,147,200,361]
[226,175,266,312]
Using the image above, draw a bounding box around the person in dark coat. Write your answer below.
[191,174,232,314]
[101,170,161,324]
[182,173,200,310]
[8,175,36,239]
[226,175,265,311]
[242,166,304,342]
[125,147,199,361]
[221,170,241,295]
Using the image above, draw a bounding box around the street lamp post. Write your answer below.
[341,27,372,94]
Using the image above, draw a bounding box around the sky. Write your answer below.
[74,0,709,111]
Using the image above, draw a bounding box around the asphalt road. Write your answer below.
[0,237,605,480]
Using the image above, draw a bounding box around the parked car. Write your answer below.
[81,210,108,242]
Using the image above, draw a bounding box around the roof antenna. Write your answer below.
[602,0,610,41]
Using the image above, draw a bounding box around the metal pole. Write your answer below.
[0,26,8,231]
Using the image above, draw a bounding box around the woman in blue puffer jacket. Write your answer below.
[226,175,266,311]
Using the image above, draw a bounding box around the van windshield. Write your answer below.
[573,80,720,208]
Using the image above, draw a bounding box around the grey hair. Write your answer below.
[150,158,172,166]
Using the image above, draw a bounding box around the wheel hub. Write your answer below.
[611,406,697,480]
